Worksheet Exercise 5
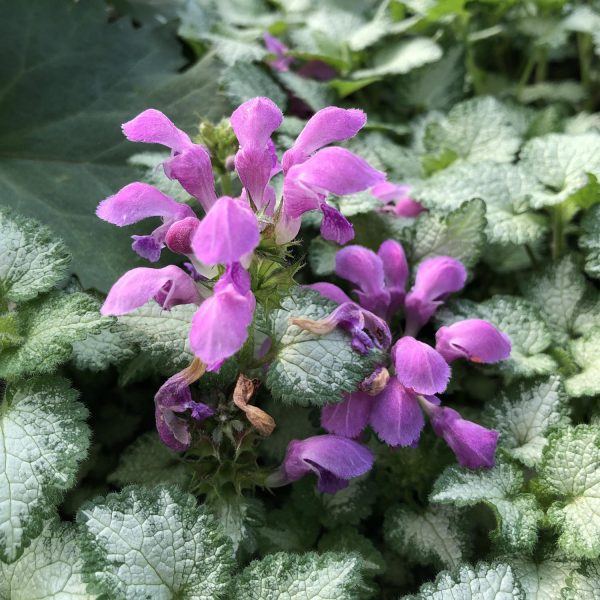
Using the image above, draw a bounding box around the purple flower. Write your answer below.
[231,97,283,212]
[392,336,450,395]
[122,109,217,212]
[436,319,511,364]
[96,182,195,262]
[372,182,425,218]
[291,301,391,354]
[335,240,407,319]
[404,256,467,336]
[279,107,385,244]
[419,398,499,469]
[321,378,424,448]
[263,32,294,72]
[191,196,260,265]
[266,434,374,493]
[164,216,201,255]
[101,265,201,316]
[304,283,352,305]
[189,263,256,371]
[155,369,214,451]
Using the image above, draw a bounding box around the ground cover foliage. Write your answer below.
[2,0,600,598]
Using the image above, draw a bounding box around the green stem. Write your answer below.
[518,52,537,95]
[220,173,232,197]
[534,48,547,84]
[577,32,593,109]
[551,204,566,260]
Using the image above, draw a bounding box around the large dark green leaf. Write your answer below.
[0,0,227,291]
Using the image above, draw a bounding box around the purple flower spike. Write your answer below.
[378,240,408,317]
[421,399,499,469]
[189,263,256,371]
[101,265,200,316]
[191,196,260,265]
[404,256,467,336]
[267,434,374,493]
[122,109,217,212]
[263,32,294,72]
[305,283,352,305]
[282,107,367,172]
[370,378,424,447]
[336,245,389,317]
[155,370,213,451]
[321,391,374,438]
[436,319,512,364]
[392,336,450,395]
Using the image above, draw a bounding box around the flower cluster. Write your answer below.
[97,97,384,451]
[279,242,511,490]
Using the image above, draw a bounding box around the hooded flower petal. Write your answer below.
[122,109,191,152]
[267,434,374,493]
[96,182,195,225]
[404,256,467,335]
[336,245,389,316]
[282,107,367,171]
[235,146,275,210]
[189,264,256,371]
[370,378,424,447]
[101,265,200,316]
[191,196,260,265]
[154,368,214,451]
[378,239,408,316]
[421,399,499,469]
[164,216,201,255]
[319,202,355,244]
[231,96,283,148]
[436,319,512,364]
[321,392,374,438]
[304,282,352,305]
[263,32,294,71]
[163,145,218,212]
[392,336,450,395]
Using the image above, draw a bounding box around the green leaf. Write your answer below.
[423,97,523,165]
[77,485,235,599]
[484,376,570,467]
[0,519,93,599]
[128,152,191,203]
[0,0,227,292]
[320,475,374,528]
[108,432,191,489]
[384,505,467,569]
[0,292,109,379]
[411,199,487,268]
[538,425,600,559]
[200,30,266,65]
[404,562,524,600]
[520,134,600,208]
[118,301,196,374]
[276,71,335,112]
[265,288,382,406]
[0,313,22,351]
[438,296,556,379]
[565,328,600,397]
[413,163,548,246]
[430,462,543,553]
[233,551,364,600]
[331,191,382,217]
[579,204,600,279]
[353,38,442,79]
[523,255,600,344]
[71,324,136,372]
[308,236,338,277]
[221,62,287,109]
[508,555,577,600]
[0,378,90,563]
[0,207,70,303]
[563,562,600,599]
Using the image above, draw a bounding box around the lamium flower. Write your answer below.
[96,182,196,262]
[266,434,374,493]
[100,265,201,316]
[280,107,386,244]
[436,319,512,364]
[189,263,256,371]
[419,397,499,469]
[404,256,467,336]
[263,32,294,72]
[155,366,214,451]
[335,240,408,319]
[122,109,217,212]
[372,181,425,218]
[291,301,391,354]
